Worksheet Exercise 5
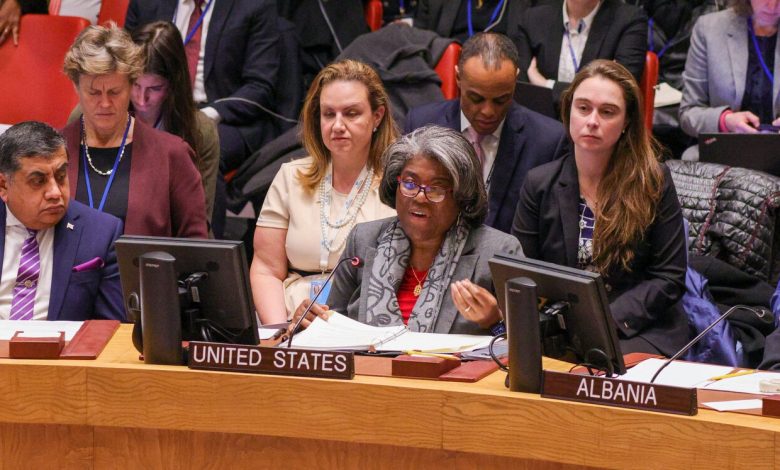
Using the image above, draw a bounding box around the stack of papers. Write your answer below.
[0,320,83,341]
[286,312,493,353]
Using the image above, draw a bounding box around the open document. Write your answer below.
[285,312,493,353]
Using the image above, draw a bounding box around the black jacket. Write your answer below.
[512,154,690,356]
[511,0,647,102]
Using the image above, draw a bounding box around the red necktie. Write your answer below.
[185,0,204,86]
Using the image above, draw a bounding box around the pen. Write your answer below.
[706,370,756,382]
[404,350,460,361]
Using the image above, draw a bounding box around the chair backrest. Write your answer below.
[0,14,89,128]
[434,42,461,100]
[97,0,130,27]
[365,0,383,32]
[640,51,658,130]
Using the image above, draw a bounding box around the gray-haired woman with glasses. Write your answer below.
[290,125,523,335]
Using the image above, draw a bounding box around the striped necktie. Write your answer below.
[10,229,40,321]
[466,127,486,168]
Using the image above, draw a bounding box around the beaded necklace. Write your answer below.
[318,165,373,271]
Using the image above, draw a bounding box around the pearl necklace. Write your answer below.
[81,114,130,177]
[319,167,373,255]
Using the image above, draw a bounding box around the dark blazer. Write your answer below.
[125,0,280,151]
[0,201,125,321]
[511,155,689,356]
[404,100,568,234]
[414,0,533,40]
[327,217,523,335]
[62,118,208,239]
[512,0,647,100]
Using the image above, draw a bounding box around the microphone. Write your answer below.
[650,304,764,383]
[285,256,363,348]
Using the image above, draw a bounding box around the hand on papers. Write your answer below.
[724,111,760,133]
[0,0,20,46]
[450,279,501,328]
[527,58,548,87]
[288,299,330,333]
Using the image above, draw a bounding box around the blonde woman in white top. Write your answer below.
[251,60,398,323]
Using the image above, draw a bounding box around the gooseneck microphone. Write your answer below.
[285,256,363,348]
[650,305,764,383]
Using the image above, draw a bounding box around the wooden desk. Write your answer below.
[0,325,778,469]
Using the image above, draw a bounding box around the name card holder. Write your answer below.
[542,370,698,415]
[9,331,65,359]
[187,341,355,380]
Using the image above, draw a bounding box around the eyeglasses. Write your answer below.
[396,177,451,203]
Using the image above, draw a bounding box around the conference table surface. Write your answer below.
[1,325,778,469]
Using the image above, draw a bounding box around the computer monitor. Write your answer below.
[116,236,259,346]
[490,253,626,375]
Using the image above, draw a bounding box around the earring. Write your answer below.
[373,127,378,133]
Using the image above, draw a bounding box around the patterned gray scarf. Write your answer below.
[365,217,470,332]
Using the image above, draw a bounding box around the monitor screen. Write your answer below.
[116,236,259,345]
[490,253,626,375]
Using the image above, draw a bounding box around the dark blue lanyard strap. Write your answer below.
[81,115,131,213]
[648,18,672,59]
[564,28,580,72]
[748,18,775,85]
[467,0,506,38]
[174,0,215,46]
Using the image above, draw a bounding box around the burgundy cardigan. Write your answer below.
[63,117,208,239]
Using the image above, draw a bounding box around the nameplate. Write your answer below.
[542,370,697,415]
[187,341,354,380]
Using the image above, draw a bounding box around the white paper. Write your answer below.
[0,320,83,341]
[619,358,734,387]
[702,371,780,395]
[654,82,683,108]
[0,124,11,136]
[287,312,492,352]
[703,399,763,412]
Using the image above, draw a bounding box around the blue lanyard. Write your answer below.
[466,0,505,38]
[399,0,405,15]
[647,18,672,59]
[81,115,131,213]
[564,26,582,72]
[748,18,775,85]
[173,0,215,46]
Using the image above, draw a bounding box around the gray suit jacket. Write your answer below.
[327,217,523,335]
[679,8,780,136]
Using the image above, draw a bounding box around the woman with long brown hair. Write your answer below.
[512,59,690,356]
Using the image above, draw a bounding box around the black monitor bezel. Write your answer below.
[116,235,259,346]
[490,253,626,375]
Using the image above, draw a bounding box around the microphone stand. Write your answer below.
[650,305,764,383]
[285,256,362,348]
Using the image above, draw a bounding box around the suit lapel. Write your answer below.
[358,246,378,325]
[204,0,236,82]
[580,2,611,68]
[433,253,477,333]
[774,30,780,118]
[159,0,177,21]
[727,15,748,108]
[48,207,82,321]
[486,105,526,227]
[544,7,564,78]
[0,204,6,287]
[440,0,462,37]
[553,157,580,267]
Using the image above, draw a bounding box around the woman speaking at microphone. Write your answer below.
[291,125,523,335]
